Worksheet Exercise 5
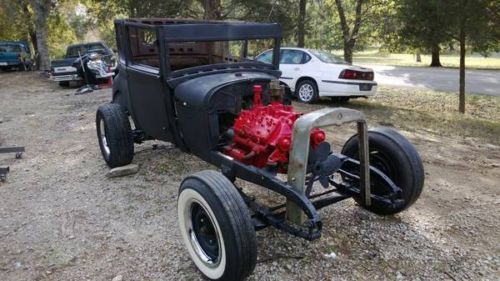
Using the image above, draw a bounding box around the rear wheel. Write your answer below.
[178,170,257,281]
[296,79,319,103]
[96,103,134,168]
[341,127,424,215]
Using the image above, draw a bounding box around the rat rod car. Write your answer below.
[96,19,424,281]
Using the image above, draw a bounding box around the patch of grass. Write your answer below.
[296,86,500,145]
[45,247,77,269]
[342,48,500,70]
[371,86,500,120]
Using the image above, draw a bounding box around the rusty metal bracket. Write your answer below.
[0,146,25,159]
[286,107,371,224]
[0,146,25,182]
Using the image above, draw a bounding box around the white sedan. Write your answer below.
[255,47,377,103]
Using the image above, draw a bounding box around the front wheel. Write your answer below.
[178,170,257,281]
[341,127,424,215]
[296,79,319,103]
[96,103,134,168]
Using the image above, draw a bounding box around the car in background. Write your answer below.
[255,47,377,103]
[0,41,32,71]
[50,41,116,86]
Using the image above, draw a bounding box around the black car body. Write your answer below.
[50,41,116,85]
[99,18,424,281]
[112,19,281,158]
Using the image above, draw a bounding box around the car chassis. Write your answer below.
[97,19,423,281]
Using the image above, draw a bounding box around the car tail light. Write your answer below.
[339,69,374,81]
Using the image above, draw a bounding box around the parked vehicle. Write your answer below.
[96,18,424,281]
[256,47,377,103]
[0,41,32,71]
[73,52,114,94]
[50,41,116,86]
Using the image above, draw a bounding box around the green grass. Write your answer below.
[333,48,500,70]
[295,86,500,145]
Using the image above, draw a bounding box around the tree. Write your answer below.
[203,0,222,19]
[29,0,52,71]
[447,0,499,113]
[393,0,498,113]
[396,0,454,67]
[86,0,297,47]
[334,0,363,63]
[297,0,307,47]
[0,1,36,54]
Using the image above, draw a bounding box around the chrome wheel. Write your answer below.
[99,119,110,158]
[297,81,317,103]
[298,84,314,101]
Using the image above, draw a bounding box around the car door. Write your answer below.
[125,27,173,142]
[279,49,311,91]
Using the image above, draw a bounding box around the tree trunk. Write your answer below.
[203,0,222,20]
[29,0,50,71]
[343,42,354,64]
[430,44,442,67]
[335,0,363,64]
[297,0,307,47]
[29,31,39,68]
[22,2,38,68]
[416,51,421,62]
[458,24,466,113]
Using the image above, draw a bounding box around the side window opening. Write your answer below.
[280,50,305,65]
[303,53,311,64]
[168,39,273,72]
[128,27,160,69]
[255,50,273,64]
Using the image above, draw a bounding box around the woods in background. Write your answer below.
[1,0,497,67]
[0,0,498,113]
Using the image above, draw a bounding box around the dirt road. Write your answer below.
[0,72,498,280]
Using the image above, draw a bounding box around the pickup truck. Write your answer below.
[50,41,116,86]
[0,41,32,71]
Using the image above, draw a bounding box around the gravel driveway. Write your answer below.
[0,72,499,280]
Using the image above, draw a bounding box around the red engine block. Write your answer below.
[223,85,325,172]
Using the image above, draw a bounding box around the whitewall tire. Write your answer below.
[177,170,257,281]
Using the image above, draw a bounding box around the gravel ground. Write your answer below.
[0,72,499,281]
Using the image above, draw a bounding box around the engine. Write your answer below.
[223,83,325,173]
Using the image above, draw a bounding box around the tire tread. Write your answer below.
[96,103,134,167]
[180,170,257,281]
[342,127,424,214]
